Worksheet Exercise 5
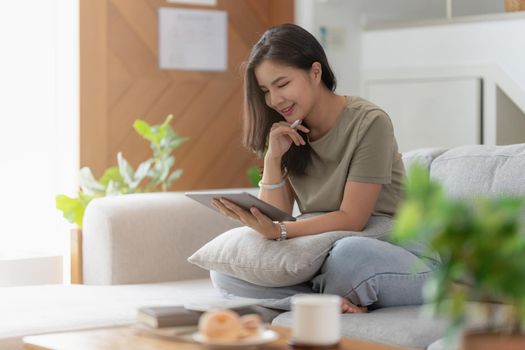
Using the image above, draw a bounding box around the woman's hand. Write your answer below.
[211,198,280,240]
[266,121,310,159]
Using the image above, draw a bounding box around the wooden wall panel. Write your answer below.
[80,0,293,190]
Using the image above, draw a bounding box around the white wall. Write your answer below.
[294,1,524,97]
[295,0,363,95]
[362,18,525,94]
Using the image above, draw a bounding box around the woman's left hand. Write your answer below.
[211,198,279,240]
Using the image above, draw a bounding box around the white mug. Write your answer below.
[291,294,341,346]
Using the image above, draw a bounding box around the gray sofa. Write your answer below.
[1,143,524,350]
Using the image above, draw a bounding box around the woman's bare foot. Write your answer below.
[341,297,367,313]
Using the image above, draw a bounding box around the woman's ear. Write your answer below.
[310,62,322,84]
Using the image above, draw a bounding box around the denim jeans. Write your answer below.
[210,235,441,311]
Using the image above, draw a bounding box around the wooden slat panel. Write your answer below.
[108,52,133,108]
[116,81,203,169]
[80,0,294,189]
[108,1,158,77]
[108,76,172,161]
[110,0,158,56]
[269,0,294,26]
[80,0,108,177]
[220,0,269,46]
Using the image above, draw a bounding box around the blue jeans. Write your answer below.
[210,235,440,311]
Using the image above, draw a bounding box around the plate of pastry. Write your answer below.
[193,309,279,347]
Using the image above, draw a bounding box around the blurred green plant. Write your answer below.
[56,115,188,228]
[247,166,262,187]
[392,163,525,336]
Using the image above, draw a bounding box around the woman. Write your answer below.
[211,23,439,313]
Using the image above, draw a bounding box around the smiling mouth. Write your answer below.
[281,104,294,115]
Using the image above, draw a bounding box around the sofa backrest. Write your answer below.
[402,147,448,172]
[429,144,525,199]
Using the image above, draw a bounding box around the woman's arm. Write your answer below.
[258,155,294,214]
[284,181,382,238]
[257,121,309,215]
[213,181,381,240]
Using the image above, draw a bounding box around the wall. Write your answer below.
[362,17,525,94]
[296,1,525,98]
[295,0,362,95]
[80,0,293,190]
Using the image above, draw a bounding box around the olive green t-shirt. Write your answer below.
[288,96,404,217]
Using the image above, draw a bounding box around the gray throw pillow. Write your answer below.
[188,214,393,287]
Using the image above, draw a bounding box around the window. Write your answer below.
[0,0,78,275]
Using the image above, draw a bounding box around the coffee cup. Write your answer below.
[290,294,341,347]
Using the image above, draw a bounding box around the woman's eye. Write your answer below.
[278,82,289,88]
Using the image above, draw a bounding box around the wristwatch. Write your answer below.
[276,222,288,241]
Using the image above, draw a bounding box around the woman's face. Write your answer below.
[254,60,319,123]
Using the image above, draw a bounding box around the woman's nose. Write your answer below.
[268,91,284,108]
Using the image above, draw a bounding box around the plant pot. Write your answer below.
[70,228,83,284]
[462,331,525,350]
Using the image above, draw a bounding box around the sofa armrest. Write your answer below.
[82,191,250,285]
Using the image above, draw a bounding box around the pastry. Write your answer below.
[240,313,262,338]
[198,309,242,340]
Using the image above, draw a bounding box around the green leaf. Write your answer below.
[167,168,183,183]
[247,166,262,187]
[133,119,153,141]
[117,152,135,190]
[161,114,173,129]
[391,200,423,242]
[79,167,105,195]
[99,166,125,191]
[55,194,92,228]
[135,160,153,182]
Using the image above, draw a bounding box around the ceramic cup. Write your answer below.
[291,294,341,347]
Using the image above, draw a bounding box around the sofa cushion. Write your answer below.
[402,147,448,171]
[188,215,393,287]
[272,305,447,350]
[430,143,525,199]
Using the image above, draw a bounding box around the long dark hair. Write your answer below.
[242,23,337,176]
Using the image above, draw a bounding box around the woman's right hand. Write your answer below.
[266,121,310,159]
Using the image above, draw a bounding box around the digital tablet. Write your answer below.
[185,191,296,222]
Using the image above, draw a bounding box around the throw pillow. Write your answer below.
[188,214,393,287]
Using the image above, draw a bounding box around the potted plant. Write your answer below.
[391,164,525,349]
[56,115,187,283]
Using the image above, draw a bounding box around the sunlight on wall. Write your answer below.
[0,0,78,265]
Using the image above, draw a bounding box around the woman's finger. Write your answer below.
[297,124,310,133]
[212,199,240,221]
[271,127,305,146]
[220,199,252,224]
[250,207,271,225]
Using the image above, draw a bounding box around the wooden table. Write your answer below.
[23,325,409,350]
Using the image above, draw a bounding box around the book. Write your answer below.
[137,305,263,328]
[133,323,197,342]
[137,306,202,328]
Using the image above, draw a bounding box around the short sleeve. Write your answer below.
[347,113,395,184]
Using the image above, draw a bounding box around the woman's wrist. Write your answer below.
[264,151,282,162]
[262,155,284,182]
